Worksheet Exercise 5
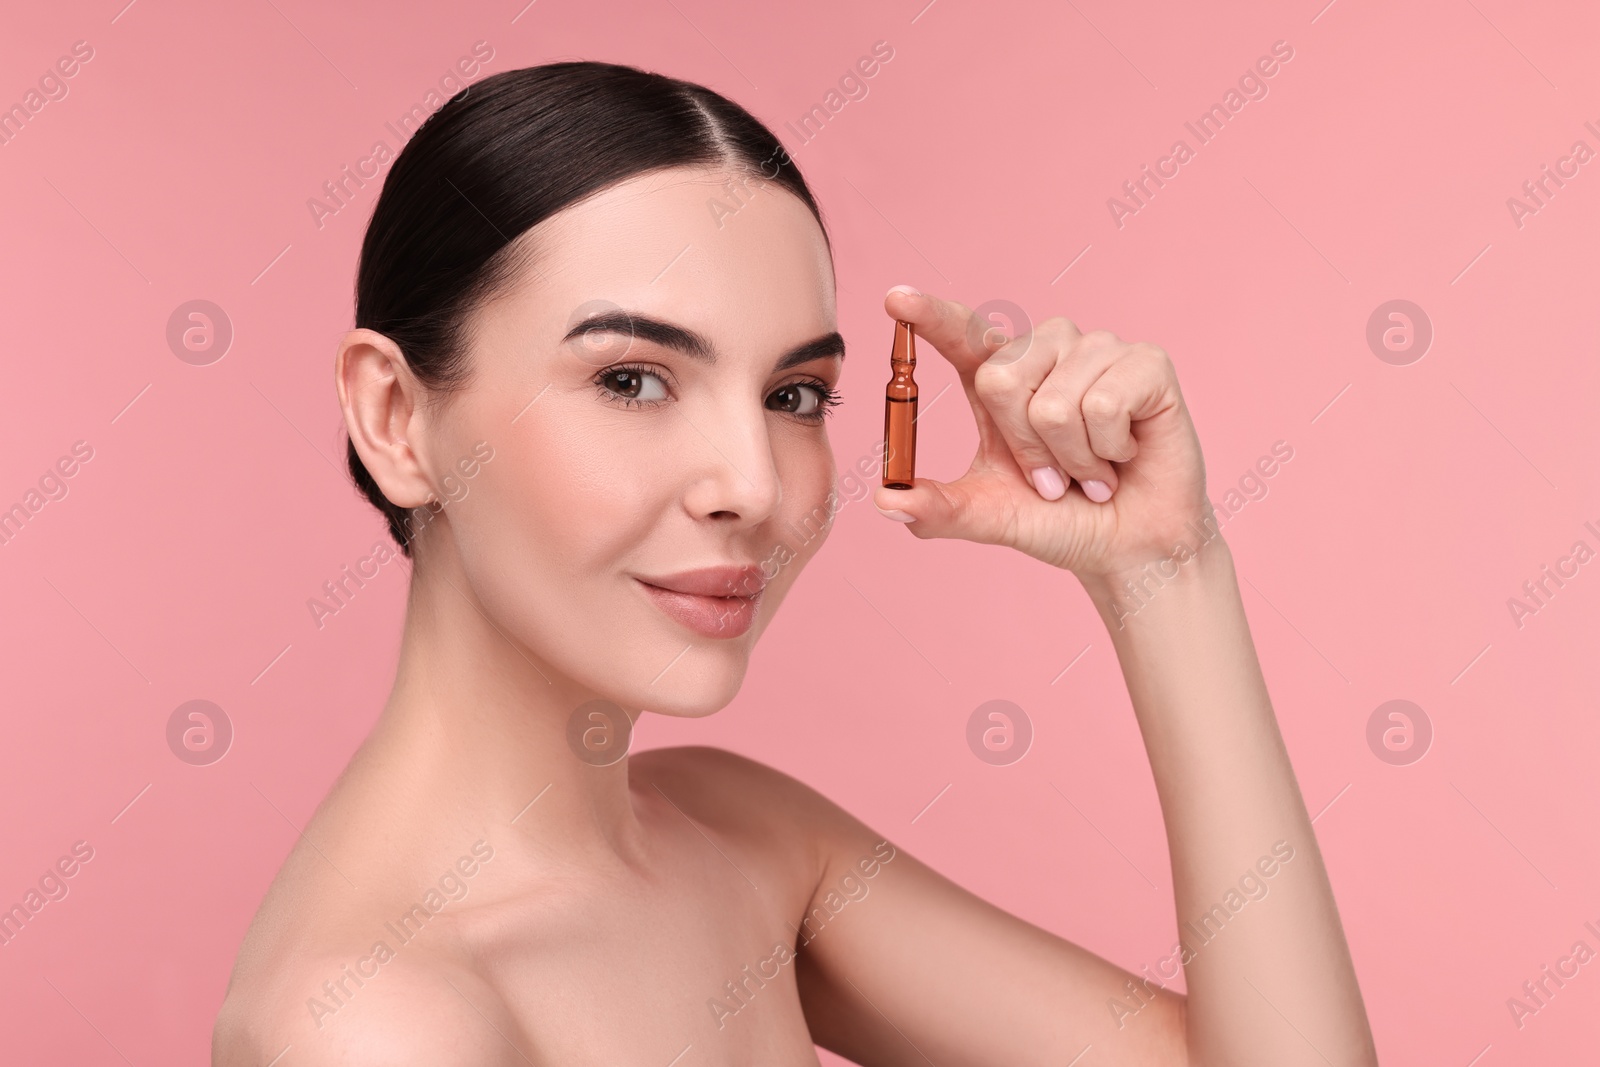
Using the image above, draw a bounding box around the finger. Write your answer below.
[1080,342,1180,461]
[884,285,1011,468]
[872,473,1016,547]
[1026,331,1126,498]
[884,285,997,380]
[971,319,1106,502]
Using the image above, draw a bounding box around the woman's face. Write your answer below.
[420,164,842,717]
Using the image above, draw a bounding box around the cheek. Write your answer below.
[773,438,838,558]
[449,417,676,668]
[492,421,660,562]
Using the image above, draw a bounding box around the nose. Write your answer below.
[676,402,783,525]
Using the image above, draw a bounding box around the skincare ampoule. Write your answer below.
[882,319,917,489]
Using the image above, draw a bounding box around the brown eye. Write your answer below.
[597,366,669,404]
[767,382,828,416]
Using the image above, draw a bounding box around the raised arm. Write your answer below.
[808,287,1378,1065]
[1077,533,1377,1065]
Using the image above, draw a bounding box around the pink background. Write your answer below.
[2,0,1597,1062]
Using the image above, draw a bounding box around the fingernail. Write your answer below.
[1031,466,1066,501]
[877,508,917,522]
[887,284,920,298]
[1081,479,1112,503]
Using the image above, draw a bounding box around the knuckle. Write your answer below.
[1132,340,1172,367]
[973,359,1019,400]
[1080,328,1121,349]
[1028,390,1079,431]
[1080,389,1121,421]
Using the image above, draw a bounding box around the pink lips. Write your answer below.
[634,565,766,639]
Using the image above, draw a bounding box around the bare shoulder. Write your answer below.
[213,950,522,1066]
[633,745,863,823]
[631,745,889,863]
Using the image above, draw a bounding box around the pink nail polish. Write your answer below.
[1081,479,1112,503]
[878,508,916,522]
[1031,466,1066,501]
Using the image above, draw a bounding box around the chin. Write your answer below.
[632,650,751,719]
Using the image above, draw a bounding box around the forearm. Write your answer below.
[1079,535,1377,1067]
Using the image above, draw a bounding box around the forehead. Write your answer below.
[486,165,836,351]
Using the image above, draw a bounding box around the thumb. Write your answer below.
[872,474,1014,546]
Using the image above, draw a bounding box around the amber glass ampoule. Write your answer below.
[882,319,917,489]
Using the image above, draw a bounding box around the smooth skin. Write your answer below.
[213,163,1378,1066]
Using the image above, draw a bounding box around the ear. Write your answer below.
[336,328,435,510]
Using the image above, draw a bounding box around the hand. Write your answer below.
[872,286,1213,582]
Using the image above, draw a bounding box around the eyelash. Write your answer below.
[592,362,842,422]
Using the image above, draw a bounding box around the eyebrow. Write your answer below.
[563,310,845,370]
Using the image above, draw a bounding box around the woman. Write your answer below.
[214,61,1377,1065]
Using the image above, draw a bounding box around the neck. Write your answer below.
[354,535,649,882]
